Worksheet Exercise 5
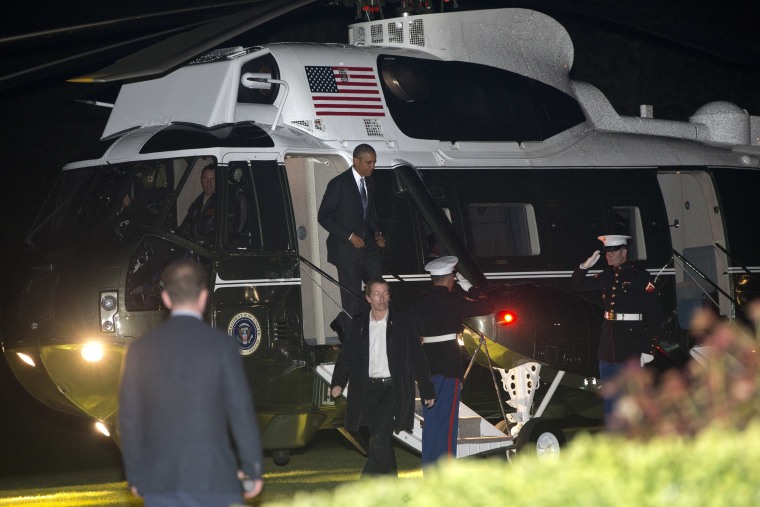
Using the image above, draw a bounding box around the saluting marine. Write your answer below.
[571,235,662,425]
[409,256,494,466]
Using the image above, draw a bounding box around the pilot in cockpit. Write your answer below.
[178,164,217,244]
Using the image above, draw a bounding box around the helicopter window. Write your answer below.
[29,160,181,243]
[609,206,646,261]
[237,54,280,105]
[467,204,539,257]
[248,160,291,252]
[223,162,262,250]
[174,157,219,249]
[28,169,93,241]
[113,161,173,238]
[125,235,209,312]
[378,55,586,142]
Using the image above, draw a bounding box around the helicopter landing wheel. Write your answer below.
[272,449,290,466]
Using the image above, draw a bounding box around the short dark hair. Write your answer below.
[431,273,454,285]
[201,164,216,175]
[364,278,389,297]
[161,258,208,305]
[353,144,376,160]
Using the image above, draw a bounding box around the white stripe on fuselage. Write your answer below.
[212,266,760,289]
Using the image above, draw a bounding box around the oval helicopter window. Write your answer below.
[381,58,430,102]
[238,54,280,105]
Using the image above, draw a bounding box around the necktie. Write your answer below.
[359,177,368,218]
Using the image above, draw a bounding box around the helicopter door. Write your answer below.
[284,154,350,346]
[657,171,730,328]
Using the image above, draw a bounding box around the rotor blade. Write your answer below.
[0,23,203,92]
[69,0,316,83]
[0,0,265,47]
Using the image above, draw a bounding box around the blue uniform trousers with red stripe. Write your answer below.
[422,374,460,467]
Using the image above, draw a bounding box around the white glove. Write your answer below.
[580,250,601,269]
[456,272,473,292]
[640,353,654,367]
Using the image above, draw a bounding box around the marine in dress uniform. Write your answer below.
[571,235,662,425]
[409,257,494,466]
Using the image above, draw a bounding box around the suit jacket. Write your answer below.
[330,308,435,433]
[318,168,379,266]
[119,315,262,495]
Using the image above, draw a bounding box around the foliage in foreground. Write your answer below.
[267,422,760,507]
[270,309,760,507]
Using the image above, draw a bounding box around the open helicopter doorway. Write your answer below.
[284,154,351,346]
[657,171,730,329]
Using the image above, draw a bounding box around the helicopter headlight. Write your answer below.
[81,342,104,362]
[100,291,118,334]
[94,420,111,437]
[16,352,36,367]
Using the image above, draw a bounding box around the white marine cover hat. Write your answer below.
[424,256,458,276]
[598,235,631,248]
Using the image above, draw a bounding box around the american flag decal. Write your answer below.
[306,66,385,117]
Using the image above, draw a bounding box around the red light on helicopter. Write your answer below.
[496,310,517,326]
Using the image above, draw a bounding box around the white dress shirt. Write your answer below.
[368,311,391,379]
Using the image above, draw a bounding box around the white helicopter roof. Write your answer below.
[100,7,759,168]
[102,8,574,139]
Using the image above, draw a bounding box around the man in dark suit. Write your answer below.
[318,144,386,335]
[330,279,435,476]
[119,258,263,506]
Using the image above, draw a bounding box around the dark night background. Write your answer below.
[0,0,758,482]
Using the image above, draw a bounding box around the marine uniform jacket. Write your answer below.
[409,285,494,379]
[119,315,263,495]
[572,262,662,363]
[330,308,435,433]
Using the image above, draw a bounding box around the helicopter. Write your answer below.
[2,0,760,464]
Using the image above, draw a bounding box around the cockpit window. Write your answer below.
[29,159,176,242]
[378,55,586,142]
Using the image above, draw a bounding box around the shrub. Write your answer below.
[267,422,760,507]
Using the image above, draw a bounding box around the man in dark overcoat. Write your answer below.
[330,279,435,476]
[119,258,263,506]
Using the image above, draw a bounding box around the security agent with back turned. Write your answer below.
[318,144,386,337]
[119,258,263,506]
[409,256,494,467]
[571,235,662,424]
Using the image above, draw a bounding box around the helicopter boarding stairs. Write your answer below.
[315,363,514,458]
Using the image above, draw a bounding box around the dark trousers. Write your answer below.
[335,245,381,326]
[362,378,397,476]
